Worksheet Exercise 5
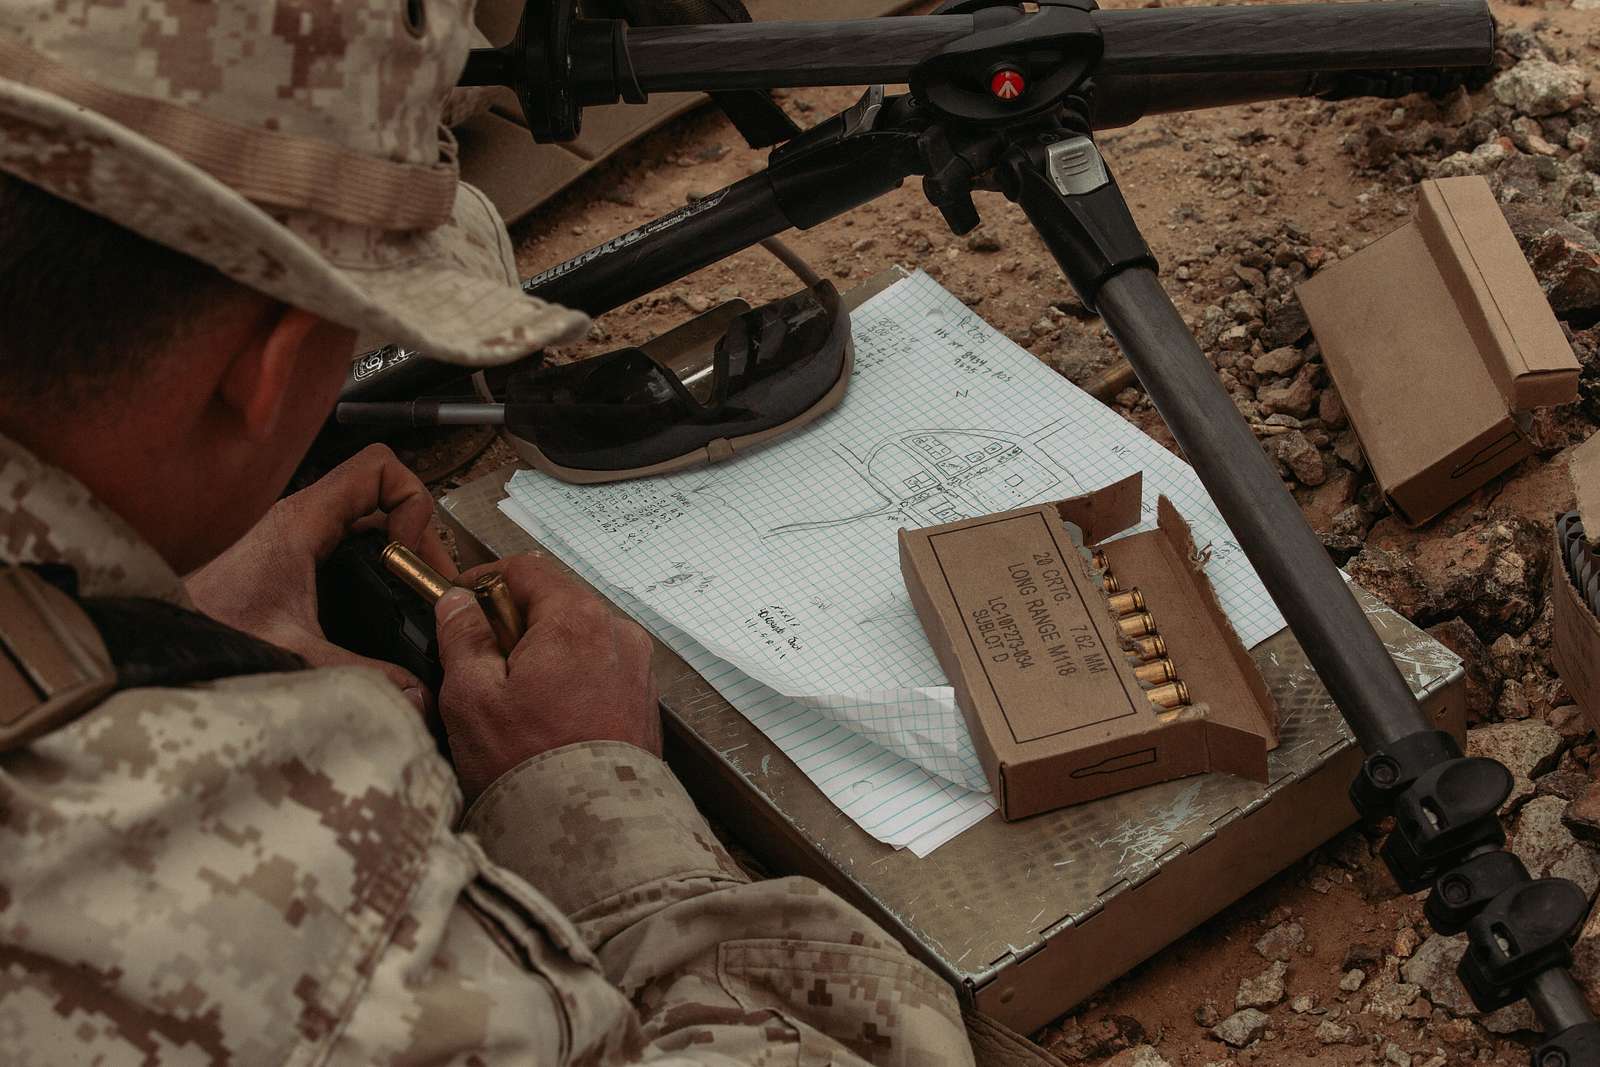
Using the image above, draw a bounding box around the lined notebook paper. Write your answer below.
[503,271,1285,855]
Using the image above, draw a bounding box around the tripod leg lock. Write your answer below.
[1001,135,1156,311]
[1348,728,1460,817]
[1536,1022,1600,1067]
[1458,877,1590,1013]
[1425,850,1530,935]
[1381,755,1512,892]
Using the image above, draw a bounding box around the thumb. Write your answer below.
[435,587,504,679]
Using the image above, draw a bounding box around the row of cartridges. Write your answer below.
[1091,549,1193,714]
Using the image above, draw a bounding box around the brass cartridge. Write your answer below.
[1102,571,1121,594]
[1147,680,1192,710]
[1107,589,1146,616]
[382,542,453,603]
[1116,611,1157,639]
[473,572,524,657]
[1130,634,1167,661]
[1133,659,1177,686]
[1091,550,1108,571]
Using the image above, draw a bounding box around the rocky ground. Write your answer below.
[423,0,1600,1062]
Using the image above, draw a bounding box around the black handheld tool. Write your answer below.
[317,530,443,691]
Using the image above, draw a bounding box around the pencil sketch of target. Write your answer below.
[766,421,1083,536]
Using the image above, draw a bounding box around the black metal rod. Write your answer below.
[1086,268,1430,751]
[622,15,976,90]
[1092,0,1492,76]
[1089,73,1317,129]
[1529,969,1596,1037]
[617,0,1491,92]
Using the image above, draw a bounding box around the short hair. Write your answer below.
[0,173,243,404]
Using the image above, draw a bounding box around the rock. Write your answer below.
[1432,140,1513,178]
[1301,468,1359,532]
[1528,224,1600,318]
[1363,980,1420,1021]
[850,236,877,254]
[1537,766,1592,802]
[1362,511,1551,633]
[1426,619,1499,723]
[1403,933,1477,1016]
[1383,1042,1413,1067]
[965,229,1004,253]
[1259,296,1310,348]
[1315,1019,1354,1045]
[1268,430,1326,486]
[1233,264,1266,290]
[1491,60,1589,117]
[1468,721,1564,812]
[1511,795,1600,898]
[1289,994,1316,1014]
[1236,960,1288,1010]
[1258,364,1320,419]
[1253,345,1304,377]
[1318,385,1348,429]
[1338,968,1366,992]
[1194,1001,1222,1028]
[1211,1009,1270,1048]
[1105,1045,1173,1067]
[1330,505,1370,541]
[1393,926,1421,959]
[1345,547,1438,621]
[1253,920,1304,961]
[1332,431,1367,472]
[1563,781,1600,845]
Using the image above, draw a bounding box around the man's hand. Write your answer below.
[435,554,661,801]
[186,444,453,711]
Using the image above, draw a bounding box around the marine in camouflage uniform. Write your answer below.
[0,0,976,1061]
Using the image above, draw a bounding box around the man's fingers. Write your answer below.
[282,444,436,561]
[435,587,506,683]
[414,520,457,578]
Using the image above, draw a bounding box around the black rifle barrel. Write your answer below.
[620,0,1492,92]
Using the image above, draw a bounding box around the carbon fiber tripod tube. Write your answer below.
[1090,268,1430,751]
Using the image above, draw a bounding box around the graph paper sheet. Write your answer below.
[502,271,1287,846]
[500,493,995,856]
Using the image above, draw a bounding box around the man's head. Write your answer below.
[0,0,589,571]
[0,174,366,570]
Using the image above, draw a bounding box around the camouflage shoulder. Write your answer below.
[0,666,460,1064]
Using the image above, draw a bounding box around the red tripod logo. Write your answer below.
[990,68,1025,101]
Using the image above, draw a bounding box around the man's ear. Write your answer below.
[218,306,324,441]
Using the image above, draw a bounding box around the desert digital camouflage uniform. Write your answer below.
[0,433,975,1064]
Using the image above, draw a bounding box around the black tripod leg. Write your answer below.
[1008,135,1428,751]
[1002,132,1599,1061]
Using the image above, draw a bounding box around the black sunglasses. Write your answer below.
[504,280,852,482]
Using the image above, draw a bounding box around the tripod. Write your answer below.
[347,2,1600,1059]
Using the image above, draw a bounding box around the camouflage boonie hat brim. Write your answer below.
[0,7,589,366]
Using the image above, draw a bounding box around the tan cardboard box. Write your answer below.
[900,474,1279,819]
[1297,176,1579,526]
[1553,433,1600,731]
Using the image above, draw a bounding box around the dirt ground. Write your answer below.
[401,1,1600,1063]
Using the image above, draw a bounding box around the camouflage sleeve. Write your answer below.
[460,741,977,1066]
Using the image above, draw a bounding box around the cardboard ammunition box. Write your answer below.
[899,474,1279,819]
[1553,433,1600,731]
[1298,176,1579,526]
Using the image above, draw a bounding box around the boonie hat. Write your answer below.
[0,0,589,365]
